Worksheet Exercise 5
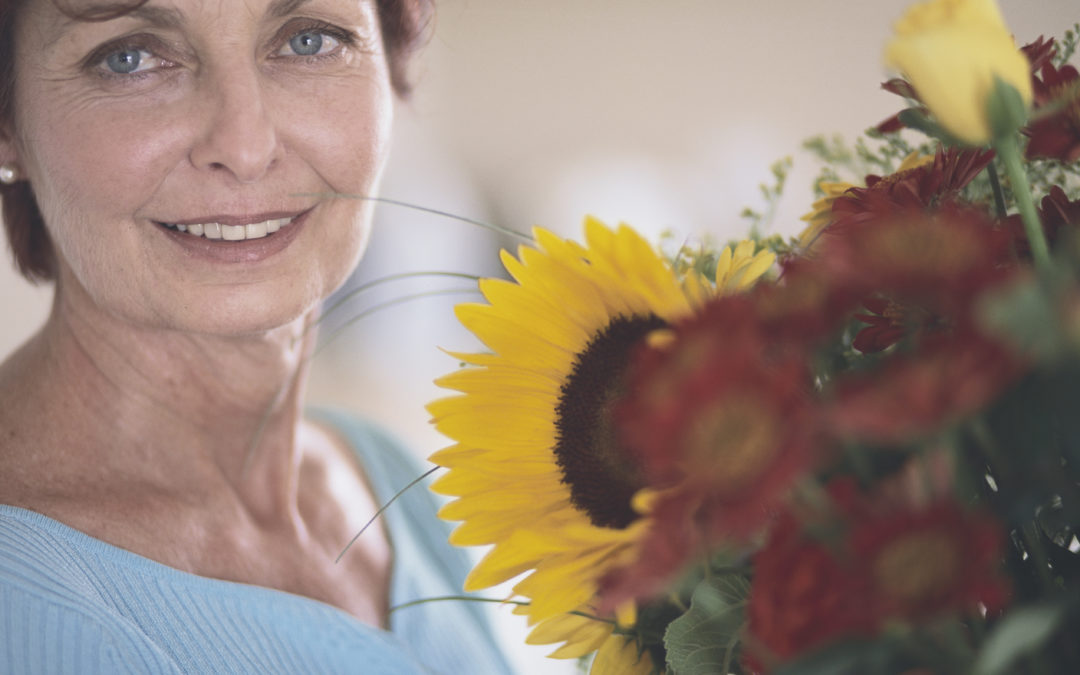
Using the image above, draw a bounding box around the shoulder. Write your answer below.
[304,407,451,567]
[306,408,516,674]
[0,508,180,674]
[305,407,432,504]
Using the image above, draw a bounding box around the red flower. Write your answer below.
[599,296,822,607]
[826,149,994,238]
[1024,59,1080,162]
[826,204,1012,302]
[744,483,1010,674]
[851,501,1009,621]
[1021,36,1057,74]
[852,296,931,354]
[875,78,924,133]
[821,203,1017,353]
[743,481,871,674]
[1006,185,1080,262]
[829,333,1024,443]
[822,206,1026,442]
[752,257,859,344]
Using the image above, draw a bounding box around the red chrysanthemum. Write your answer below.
[1024,59,1080,162]
[1007,185,1080,261]
[743,480,871,674]
[821,203,1017,353]
[851,500,1009,622]
[750,257,859,344]
[875,77,924,134]
[599,296,822,606]
[744,483,1010,674]
[826,204,1012,303]
[826,148,995,238]
[829,333,1024,443]
[824,208,1027,442]
[851,296,932,354]
[1021,36,1057,74]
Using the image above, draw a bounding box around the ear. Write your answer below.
[0,125,22,176]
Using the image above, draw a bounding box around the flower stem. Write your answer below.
[389,595,529,614]
[995,135,1051,275]
[986,160,1008,220]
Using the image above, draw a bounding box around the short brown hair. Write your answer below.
[0,0,434,282]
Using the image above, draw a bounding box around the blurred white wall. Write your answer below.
[2,2,1077,673]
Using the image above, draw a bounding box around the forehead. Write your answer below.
[17,0,358,38]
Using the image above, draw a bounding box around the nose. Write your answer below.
[188,65,282,183]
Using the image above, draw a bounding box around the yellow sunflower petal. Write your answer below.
[734,249,776,291]
[429,218,694,662]
[527,612,613,658]
[713,245,734,285]
[590,635,655,675]
[615,601,637,628]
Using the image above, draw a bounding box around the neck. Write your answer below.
[2,281,321,525]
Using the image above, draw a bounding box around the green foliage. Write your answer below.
[740,157,793,238]
[663,575,749,675]
[802,130,937,190]
[1056,24,1079,66]
[660,231,787,283]
[973,602,1069,675]
[772,640,895,675]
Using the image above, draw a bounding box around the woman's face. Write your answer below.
[4,0,393,335]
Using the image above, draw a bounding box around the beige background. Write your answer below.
[2,1,1076,672]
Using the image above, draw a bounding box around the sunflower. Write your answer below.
[427,217,772,671]
[797,181,855,251]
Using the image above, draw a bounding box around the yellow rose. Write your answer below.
[885,0,1032,145]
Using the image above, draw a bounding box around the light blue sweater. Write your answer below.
[0,410,512,674]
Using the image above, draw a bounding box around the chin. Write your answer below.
[201,283,328,337]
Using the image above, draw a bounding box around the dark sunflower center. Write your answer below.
[554,313,668,529]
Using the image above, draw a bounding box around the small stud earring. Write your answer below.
[0,164,18,185]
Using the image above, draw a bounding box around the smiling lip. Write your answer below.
[155,208,312,264]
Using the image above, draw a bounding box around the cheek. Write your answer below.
[18,97,188,292]
[276,74,393,293]
[19,90,188,227]
[276,72,394,195]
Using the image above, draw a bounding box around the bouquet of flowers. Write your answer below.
[425,0,1080,672]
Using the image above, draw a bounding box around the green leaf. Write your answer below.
[772,640,892,675]
[973,602,1068,675]
[663,575,749,675]
[896,107,957,145]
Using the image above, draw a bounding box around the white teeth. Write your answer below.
[221,224,245,241]
[162,216,293,241]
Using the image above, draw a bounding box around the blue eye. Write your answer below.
[283,31,340,57]
[290,32,323,56]
[105,48,148,74]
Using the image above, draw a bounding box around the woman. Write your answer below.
[0,0,510,672]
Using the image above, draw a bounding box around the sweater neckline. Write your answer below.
[0,502,402,630]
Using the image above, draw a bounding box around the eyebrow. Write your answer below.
[59,0,313,31]
[52,2,182,30]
